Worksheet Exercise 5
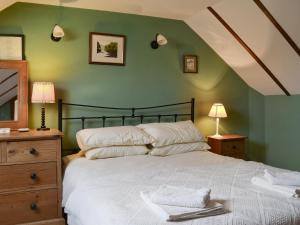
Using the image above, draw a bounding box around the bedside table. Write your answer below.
[207,134,246,159]
[0,129,65,225]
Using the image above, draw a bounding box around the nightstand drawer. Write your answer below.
[222,141,243,154]
[0,189,58,225]
[222,141,244,158]
[6,140,57,163]
[0,162,57,192]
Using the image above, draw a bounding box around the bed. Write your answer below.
[58,99,300,225]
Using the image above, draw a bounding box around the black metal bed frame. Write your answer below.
[58,98,195,132]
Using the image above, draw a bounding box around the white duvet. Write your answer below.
[63,151,300,225]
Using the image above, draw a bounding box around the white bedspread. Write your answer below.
[63,151,300,225]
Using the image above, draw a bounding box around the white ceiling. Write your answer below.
[1,0,299,95]
[0,0,15,11]
[0,0,223,20]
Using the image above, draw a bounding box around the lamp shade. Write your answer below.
[31,82,55,103]
[52,25,64,38]
[208,103,227,118]
[156,34,168,46]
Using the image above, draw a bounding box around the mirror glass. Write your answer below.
[0,69,18,121]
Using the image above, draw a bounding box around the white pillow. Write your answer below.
[150,142,210,156]
[137,120,205,147]
[85,146,149,159]
[76,126,151,151]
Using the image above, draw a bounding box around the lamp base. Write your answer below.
[212,118,223,138]
[211,134,223,138]
[37,127,50,131]
[38,106,50,131]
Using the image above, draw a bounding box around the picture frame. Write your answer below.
[89,32,126,66]
[0,34,25,60]
[183,55,198,73]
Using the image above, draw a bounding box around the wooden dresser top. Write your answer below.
[0,129,63,141]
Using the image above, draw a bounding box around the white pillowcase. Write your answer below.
[137,120,205,147]
[85,146,149,159]
[150,142,210,156]
[76,126,151,151]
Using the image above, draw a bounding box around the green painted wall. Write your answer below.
[248,88,265,162]
[247,92,300,171]
[0,2,250,150]
[264,95,300,171]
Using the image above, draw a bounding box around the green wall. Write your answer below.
[248,88,265,162]
[264,95,300,171]
[248,92,300,171]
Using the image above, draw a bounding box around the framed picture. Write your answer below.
[0,34,25,60]
[183,55,198,73]
[89,32,126,66]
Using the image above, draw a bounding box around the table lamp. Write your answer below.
[208,103,227,137]
[31,82,55,130]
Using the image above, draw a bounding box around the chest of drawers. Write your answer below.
[0,129,64,225]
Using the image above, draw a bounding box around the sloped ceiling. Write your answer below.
[0,0,222,20]
[1,0,299,95]
[186,0,300,95]
[0,0,15,11]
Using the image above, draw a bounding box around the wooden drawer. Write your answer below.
[6,140,57,163]
[0,189,58,225]
[0,162,57,192]
[18,218,65,225]
[222,140,244,158]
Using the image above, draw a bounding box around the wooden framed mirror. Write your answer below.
[0,60,28,129]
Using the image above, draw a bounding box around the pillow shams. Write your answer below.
[76,126,151,151]
[85,146,149,159]
[150,142,210,156]
[137,120,204,147]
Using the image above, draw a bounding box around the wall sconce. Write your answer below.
[150,33,168,49]
[51,24,65,42]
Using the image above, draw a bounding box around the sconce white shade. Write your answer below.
[52,25,65,38]
[156,34,168,46]
[208,103,227,118]
[51,24,64,42]
[151,33,168,49]
[31,82,55,104]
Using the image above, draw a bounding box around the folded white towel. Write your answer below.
[141,191,225,221]
[251,176,300,198]
[264,169,300,186]
[147,185,210,208]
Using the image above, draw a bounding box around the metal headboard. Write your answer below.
[58,98,195,132]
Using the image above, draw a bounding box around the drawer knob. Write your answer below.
[232,145,237,149]
[30,203,38,211]
[8,149,16,154]
[29,148,37,155]
[30,173,37,180]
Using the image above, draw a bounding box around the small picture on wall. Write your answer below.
[183,55,198,73]
[89,32,126,66]
[0,34,25,60]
